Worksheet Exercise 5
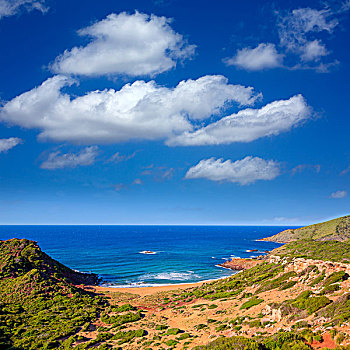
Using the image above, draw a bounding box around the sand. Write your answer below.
[90,281,206,297]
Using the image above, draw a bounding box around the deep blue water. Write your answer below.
[0,226,291,286]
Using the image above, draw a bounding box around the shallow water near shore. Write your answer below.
[0,225,290,286]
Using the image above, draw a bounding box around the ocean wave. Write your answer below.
[142,271,200,281]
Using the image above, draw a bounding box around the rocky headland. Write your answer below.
[218,257,263,270]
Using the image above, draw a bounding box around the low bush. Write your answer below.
[240,297,264,310]
[166,328,182,335]
[112,329,146,344]
[155,324,168,330]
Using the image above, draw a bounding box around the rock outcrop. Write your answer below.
[218,258,262,271]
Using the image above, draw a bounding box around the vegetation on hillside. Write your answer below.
[0,239,143,349]
[262,215,350,243]
[3,218,350,350]
[271,239,350,262]
[194,332,313,350]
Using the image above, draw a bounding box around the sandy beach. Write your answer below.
[90,281,206,297]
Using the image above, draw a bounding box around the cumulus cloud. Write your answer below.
[185,156,281,185]
[0,0,48,19]
[168,94,311,146]
[50,12,195,77]
[330,190,348,199]
[0,137,23,153]
[0,75,260,144]
[224,43,283,71]
[40,146,99,169]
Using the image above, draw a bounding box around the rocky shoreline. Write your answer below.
[218,257,263,270]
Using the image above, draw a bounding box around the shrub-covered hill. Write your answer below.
[262,215,350,243]
[0,239,107,349]
[0,238,100,285]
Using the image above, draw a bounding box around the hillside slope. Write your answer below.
[3,237,350,349]
[0,238,100,285]
[0,239,106,349]
[262,215,350,243]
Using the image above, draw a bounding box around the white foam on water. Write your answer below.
[141,271,200,281]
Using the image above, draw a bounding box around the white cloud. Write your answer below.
[226,4,349,73]
[224,43,283,71]
[0,75,260,144]
[291,164,320,175]
[141,165,175,181]
[40,146,99,169]
[168,94,311,146]
[185,156,281,185]
[300,40,328,62]
[0,137,22,153]
[330,190,348,199]
[278,7,339,66]
[0,0,48,19]
[107,151,136,163]
[50,12,195,77]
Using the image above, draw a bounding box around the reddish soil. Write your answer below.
[310,333,337,349]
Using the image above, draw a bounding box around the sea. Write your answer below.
[0,225,292,287]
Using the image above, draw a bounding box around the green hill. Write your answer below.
[0,238,100,285]
[0,238,105,349]
[262,215,350,243]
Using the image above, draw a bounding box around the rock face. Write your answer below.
[218,258,262,271]
[261,215,350,243]
[0,238,101,285]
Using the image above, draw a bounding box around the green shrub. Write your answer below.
[257,271,297,293]
[177,333,191,340]
[240,297,264,310]
[216,324,229,331]
[279,280,297,290]
[195,324,208,330]
[248,320,261,328]
[165,339,178,347]
[321,283,340,295]
[194,335,262,350]
[112,329,146,344]
[166,328,182,335]
[112,304,135,313]
[101,311,142,326]
[310,269,326,286]
[336,332,345,344]
[155,324,168,330]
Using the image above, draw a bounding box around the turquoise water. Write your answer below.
[0,225,288,286]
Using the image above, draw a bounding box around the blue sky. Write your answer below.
[0,0,349,225]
